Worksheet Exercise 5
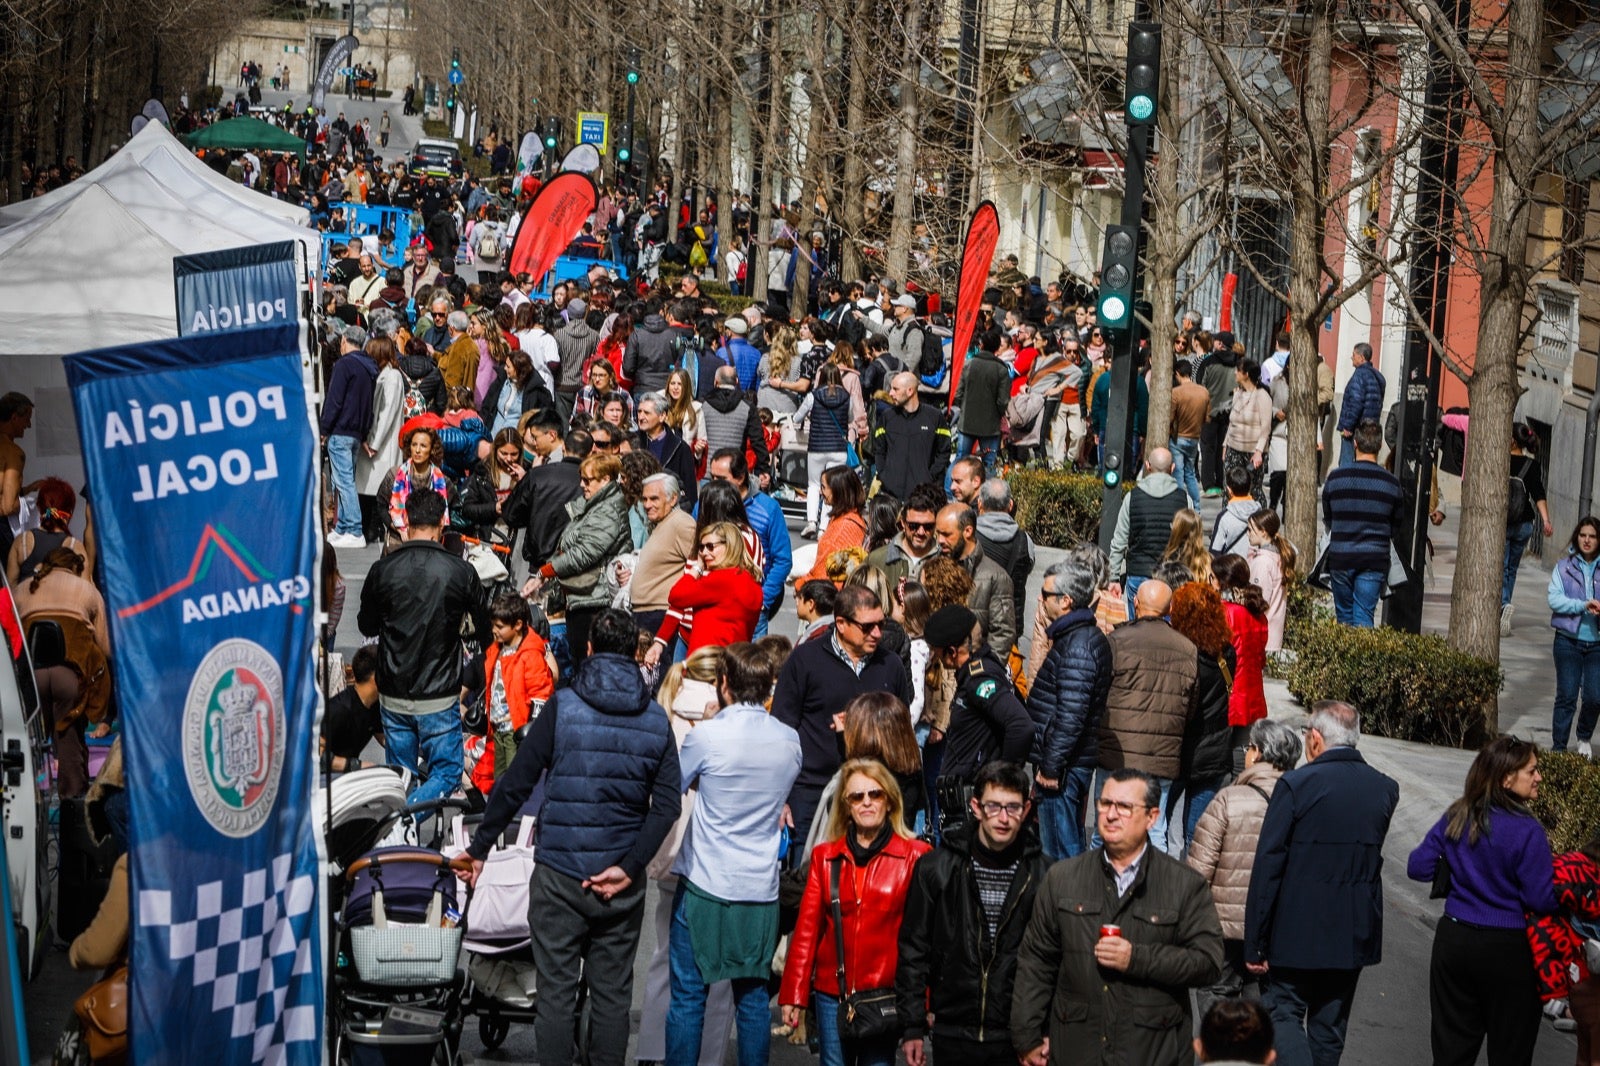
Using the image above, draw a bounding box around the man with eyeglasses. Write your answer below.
[771,584,912,846]
[873,372,952,501]
[418,296,453,353]
[866,483,945,586]
[925,606,1033,826]
[1011,767,1224,1066]
[896,761,1047,1066]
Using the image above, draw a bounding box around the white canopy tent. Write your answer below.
[0,123,319,488]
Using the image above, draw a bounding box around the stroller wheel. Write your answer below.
[478,1014,510,1050]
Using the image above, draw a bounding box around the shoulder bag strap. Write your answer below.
[829,856,851,996]
[1216,655,1234,689]
[1244,782,1272,804]
[822,400,849,441]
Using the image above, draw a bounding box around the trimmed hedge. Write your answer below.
[1009,469,1105,549]
[1282,619,1502,748]
[1530,752,1600,855]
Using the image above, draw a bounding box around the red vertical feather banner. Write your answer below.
[507,170,598,286]
[948,202,1001,409]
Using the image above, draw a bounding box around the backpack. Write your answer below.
[478,230,500,260]
[836,308,866,349]
[402,371,430,419]
[916,324,945,378]
[1508,456,1534,527]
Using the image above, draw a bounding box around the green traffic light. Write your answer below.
[1128,94,1153,121]
[618,147,631,162]
[626,70,639,85]
[1103,469,1120,488]
[1099,294,1129,324]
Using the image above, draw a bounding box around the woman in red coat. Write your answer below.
[655,520,763,653]
[1215,553,1269,765]
[780,758,931,1066]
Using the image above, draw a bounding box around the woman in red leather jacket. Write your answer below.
[780,757,931,1066]
[1214,553,1269,762]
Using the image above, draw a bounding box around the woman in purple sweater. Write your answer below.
[1408,735,1559,1066]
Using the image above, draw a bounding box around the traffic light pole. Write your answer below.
[1096,22,1159,552]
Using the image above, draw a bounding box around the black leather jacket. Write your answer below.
[357,538,489,703]
[896,822,1048,1045]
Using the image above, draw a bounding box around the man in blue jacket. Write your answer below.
[708,448,792,636]
[1025,550,1113,860]
[453,609,681,1066]
[1336,343,1385,468]
[320,323,377,549]
[1243,700,1398,1066]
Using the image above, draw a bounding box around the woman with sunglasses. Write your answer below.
[781,758,931,1066]
[525,452,631,658]
[650,521,763,657]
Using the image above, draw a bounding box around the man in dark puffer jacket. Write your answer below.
[456,609,681,1066]
[1026,552,1113,861]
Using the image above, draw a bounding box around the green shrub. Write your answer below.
[194,85,225,110]
[1530,752,1600,854]
[1009,469,1105,549]
[1282,620,1502,748]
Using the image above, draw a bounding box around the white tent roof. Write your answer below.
[0,123,318,488]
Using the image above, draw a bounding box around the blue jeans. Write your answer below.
[1171,436,1201,508]
[666,885,772,1066]
[1503,520,1534,607]
[1183,775,1228,850]
[952,433,1000,477]
[1091,770,1176,853]
[1037,766,1094,861]
[813,991,896,1066]
[1124,575,1147,618]
[1337,434,1355,469]
[1330,569,1384,628]
[1263,966,1361,1066]
[379,702,464,804]
[1552,633,1600,751]
[325,434,363,536]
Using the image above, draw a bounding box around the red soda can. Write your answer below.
[1100,924,1122,939]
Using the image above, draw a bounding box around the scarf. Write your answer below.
[389,463,450,530]
[845,822,892,868]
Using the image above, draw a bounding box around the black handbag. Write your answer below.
[1430,853,1453,900]
[827,857,900,1043]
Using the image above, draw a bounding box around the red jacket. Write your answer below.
[659,567,763,652]
[780,833,931,1005]
[1223,600,1268,727]
[471,632,556,795]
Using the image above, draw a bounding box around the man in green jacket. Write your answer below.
[1010,768,1223,1066]
[954,328,1011,479]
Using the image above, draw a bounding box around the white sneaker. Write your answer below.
[1581,740,1593,760]
[328,531,366,549]
[1500,602,1514,637]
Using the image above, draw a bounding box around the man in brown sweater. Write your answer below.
[1171,360,1210,508]
[438,310,478,393]
[628,472,696,639]
[1094,579,1198,854]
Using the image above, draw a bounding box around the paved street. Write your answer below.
[20,478,1580,1063]
[253,86,428,167]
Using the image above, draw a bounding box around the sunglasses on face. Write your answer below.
[846,788,887,806]
[904,520,934,532]
[697,540,725,553]
[592,439,617,450]
[839,616,884,633]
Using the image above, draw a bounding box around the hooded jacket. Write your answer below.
[1200,347,1239,417]
[896,821,1049,1045]
[1027,608,1113,779]
[466,652,681,882]
[701,386,771,477]
[554,316,600,392]
[542,480,633,611]
[1109,471,1187,581]
[956,349,1011,437]
[977,511,1034,628]
[1210,499,1261,557]
[321,349,379,439]
[624,313,677,394]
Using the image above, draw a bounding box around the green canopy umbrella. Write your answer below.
[182,116,307,158]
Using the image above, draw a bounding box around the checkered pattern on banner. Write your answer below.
[137,853,319,1066]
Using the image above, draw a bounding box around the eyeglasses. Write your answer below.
[1041,588,1067,601]
[592,438,617,450]
[432,311,448,319]
[579,475,601,485]
[1245,743,1260,752]
[697,540,726,554]
[845,788,887,807]
[903,520,934,532]
[839,616,884,633]
[1096,798,1151,818]
[979,801,1026,818]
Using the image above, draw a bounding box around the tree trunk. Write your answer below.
[839,27,869,283]
[790,88,829,317]
[1282,0,1334,560]
[1141,0,1184,450]
[712,0,736,284]
[1446,0,1542,724]
[886,0,922,282]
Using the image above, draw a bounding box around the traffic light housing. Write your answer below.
[1097,224,1138,330]
[626,47,641,85]
[543,116,560,152]
[451,48,460,72]
[445,92,455,111]
[1124,23,1160,126]
[617,123,632,162]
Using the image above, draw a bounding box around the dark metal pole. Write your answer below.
[1385,0,1466,632]
[952,0,982,221]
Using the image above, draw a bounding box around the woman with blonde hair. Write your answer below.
[780,758,931,1066]
[636,647,735,1066]
[653,520,765,655]
[759,323,808,416]
[664,368,706,462]
[1161,508,1214,587]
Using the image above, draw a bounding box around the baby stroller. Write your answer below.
[441,808,592,1059]
[321,771,476,1065]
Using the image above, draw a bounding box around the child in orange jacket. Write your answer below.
[471,594,556,795]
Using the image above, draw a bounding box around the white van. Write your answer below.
[0,583,49,980]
